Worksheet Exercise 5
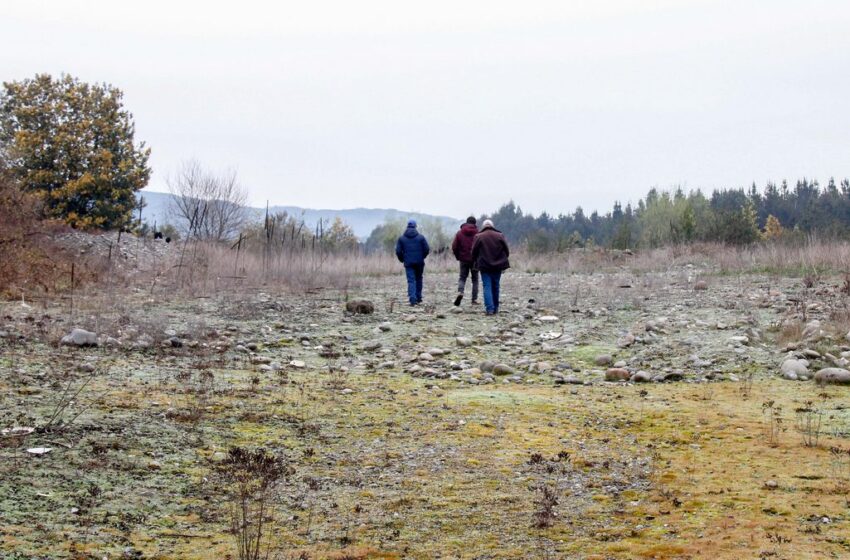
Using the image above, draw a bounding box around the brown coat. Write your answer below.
[471,226,510,272]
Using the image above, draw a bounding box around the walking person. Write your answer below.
[451,216,479,306]
[471,219,510,315]
[395,220,430,306]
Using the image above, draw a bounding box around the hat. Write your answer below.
[482,219,494,228]
[466,216,477,225]
[407,219,417,228]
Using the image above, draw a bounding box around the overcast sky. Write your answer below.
[3,1,849,218]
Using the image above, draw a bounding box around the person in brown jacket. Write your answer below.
[471,219,510,315]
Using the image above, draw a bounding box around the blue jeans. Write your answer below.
[480,270,502,313]
[404,264,424,304]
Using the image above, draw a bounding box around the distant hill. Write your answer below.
[135,190,460,239]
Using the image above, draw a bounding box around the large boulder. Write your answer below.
[814,368,850,385]
[60,328,97,347]
[779,358,809,381]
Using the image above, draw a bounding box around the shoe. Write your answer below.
[454,294,463,306]
[471,299,479,305]
[485,310,494,316]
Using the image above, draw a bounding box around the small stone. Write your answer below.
[693,280,708,291]
[814,368,850,385]
[378,322,392,332]
[538,315,560,323]
[345,300,375,314]
[456,337,474,347]
[780,358,809,381]
[479,360,496,373]
[419,353,434,361]
[617,333,636,348]
[362,340,383,351]
[630,370,651,383]
[60,328,97,347]
[493,364,516,376]
[289,360,306,369]
[605,368,630,381]
[595,354,613,367]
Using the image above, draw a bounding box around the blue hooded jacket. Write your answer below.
[395,224,430,265]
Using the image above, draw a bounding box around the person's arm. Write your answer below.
[422,236,430,259]
[451,233,460,259]
[395,237,404,262]
[502,235,510,257]
[472,236,480,262]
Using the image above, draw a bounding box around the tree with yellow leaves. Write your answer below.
[0,74,151,229]
[763,214,784,240]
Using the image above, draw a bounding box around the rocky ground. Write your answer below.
[2,265,850,559]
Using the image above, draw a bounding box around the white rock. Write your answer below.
[539,316,560,323]
[60,328,97,347]
[289,360,306,368]
[814,368,850,385]
[27,447,52,455]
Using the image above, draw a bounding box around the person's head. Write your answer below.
[466,216,477,225]
[407,219,417,228]
[482,219,494,229]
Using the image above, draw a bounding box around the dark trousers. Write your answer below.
[404,263,424,304]
[481,270,502,313]
[458,262,479,301]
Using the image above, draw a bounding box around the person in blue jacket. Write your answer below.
[395,220,430,306]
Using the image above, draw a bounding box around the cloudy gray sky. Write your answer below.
[3,0,849,218]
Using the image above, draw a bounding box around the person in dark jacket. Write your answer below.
[471,219,510,315]
[451,216,479,306]
[395,220,430,306]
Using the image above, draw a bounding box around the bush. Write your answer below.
[0,168,98,298]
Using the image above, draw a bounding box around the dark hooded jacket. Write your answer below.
[471,226,510,272]
[451,223,478,263]
[395,226,430,266]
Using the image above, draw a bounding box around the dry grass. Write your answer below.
[0,173,104,299]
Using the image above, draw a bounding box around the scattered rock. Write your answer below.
[780,358,809,381]
[617,333,636,348]
[595,354,613,366]
[630,370,652,383]
[693,280,708,291]
[289,360,306,369]
[345,300,375,314]
[814,368,850,385]
[605,368,630,381]
[802,320,824,341]
[60,328,97,347]
[493,364,516,376]
[538,315,560,323]
[456,336,473,347]
[26,447,52,455]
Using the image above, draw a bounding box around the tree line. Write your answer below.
[479,179,850,252]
